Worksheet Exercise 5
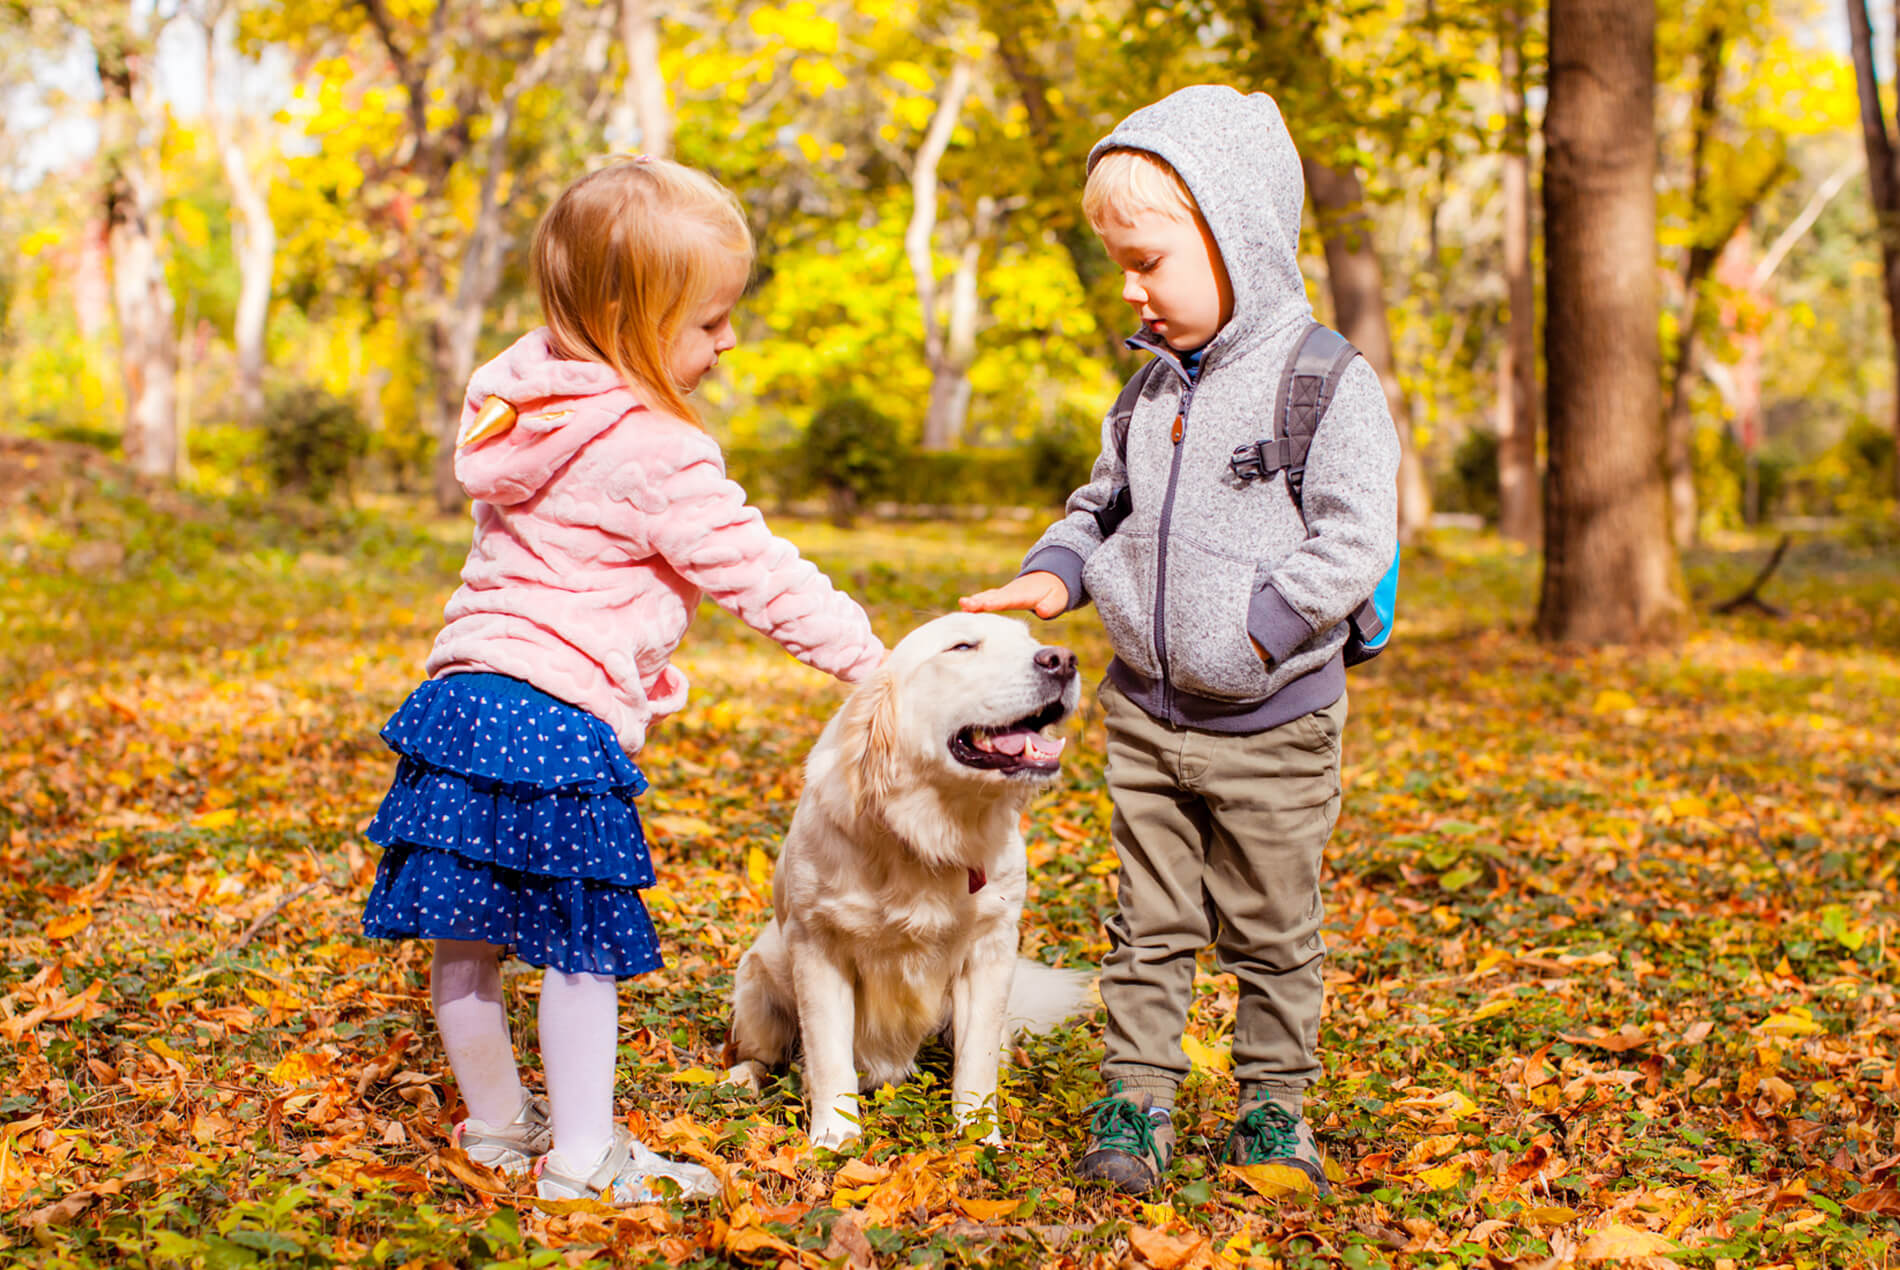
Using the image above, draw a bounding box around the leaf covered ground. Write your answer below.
[2,439,1898,1268]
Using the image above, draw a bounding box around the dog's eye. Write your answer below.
[948,641,979,652]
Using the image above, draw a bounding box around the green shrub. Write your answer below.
[1439,427,1500,524]
[801,395,902,526]
[260,384,369,503]
[1022,407,1099,507]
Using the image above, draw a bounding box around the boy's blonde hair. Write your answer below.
[533,156,753,426]
[1083,148,1199,230]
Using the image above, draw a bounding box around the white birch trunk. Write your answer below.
[608,0,672,158]
[99,14,179,479]
[906,60,975,452]
[204,8,276,427]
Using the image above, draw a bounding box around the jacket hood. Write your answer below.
[1089,85,1312,362]
[453,328,641,506]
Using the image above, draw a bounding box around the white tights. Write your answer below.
[430,940,618,1168]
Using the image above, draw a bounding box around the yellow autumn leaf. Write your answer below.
[1181,1033,1230,1073]
[1127,1224,1212,1270]
[1417,1161,1467,1190]
[1668,795,1709,818]
[1429,1089,1481,1118]
[1469,998,1515,1023]
[670,1067,719,1084]
[270,1052,325,1084]
[957,1197,1019,1222]
[1524,1204,1580,1225]
[747,846,773,888]
[45,908,92,940]
[192,808,239,830]
[1229,1162,1317,1198]
[724,1221,798,1260]
[647,814,716,839]
[1758,1007,1825,1037]
[1591,689,1637,713]
[149,1037,189,1063]
[833,1158,889,1187]
[1577,1223,1679,1260]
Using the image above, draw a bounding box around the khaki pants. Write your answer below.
[1097,679,1345,1103]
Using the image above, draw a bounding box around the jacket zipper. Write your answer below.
[1153,374,1195,722]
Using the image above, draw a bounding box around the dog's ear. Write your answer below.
[839,667,901,818]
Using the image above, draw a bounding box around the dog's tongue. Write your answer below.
[979,728,1067,761]
[992,730,1065,761]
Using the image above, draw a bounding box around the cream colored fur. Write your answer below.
[722,613,1092,1149]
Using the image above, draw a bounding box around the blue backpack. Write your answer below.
[1095,320,1399,666]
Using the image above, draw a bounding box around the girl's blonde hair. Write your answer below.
[533,156,754,425]
[1083,148,1200,231]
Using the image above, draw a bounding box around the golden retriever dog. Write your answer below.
[722,612,1093,1149]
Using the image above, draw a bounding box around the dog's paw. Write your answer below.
[722,1060,769,1092]
[809,1118,861,1152]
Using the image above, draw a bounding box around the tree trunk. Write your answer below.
[1302,156,1433,544]
[1496,0,1541,546]
[98,17,178,480]
[1845,0,1900,499]
[907,60,976,452]
[204,7,275,428]
[1661,20,1727,550]
[609,0,671,158]
[1536,0,1683,643]
[431,46,557,511]
[983,7,1136,373]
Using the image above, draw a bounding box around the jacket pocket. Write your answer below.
[1082,527,1162,682]
[1159,539,1273,702]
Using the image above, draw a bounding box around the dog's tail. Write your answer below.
[1004,959,1098,1037]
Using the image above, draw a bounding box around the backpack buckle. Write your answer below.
[1229,443,1268,483]
[1229,437,1294,484]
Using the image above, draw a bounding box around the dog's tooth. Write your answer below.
[1026,733,1067,760]
[972,731,996,752]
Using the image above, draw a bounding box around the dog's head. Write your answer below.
[838,612,1081,814]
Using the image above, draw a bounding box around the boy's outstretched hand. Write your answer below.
[959,571,1070,619]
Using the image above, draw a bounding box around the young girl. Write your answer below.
[361,156,885,1204]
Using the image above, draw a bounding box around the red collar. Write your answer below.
[968,867,987,893]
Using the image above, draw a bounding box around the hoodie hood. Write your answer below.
[453,328,642,506]
[1089,85,1312,362]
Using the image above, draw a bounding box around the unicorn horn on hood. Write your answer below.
[457,395,518,449]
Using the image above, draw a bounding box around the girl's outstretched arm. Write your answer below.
[644,453,884,682]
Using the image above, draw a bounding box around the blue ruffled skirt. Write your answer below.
[361,672,664,978]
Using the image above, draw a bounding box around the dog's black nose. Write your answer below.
[1035,646,1077,678]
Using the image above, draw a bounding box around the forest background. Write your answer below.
[2,0,1896,542]
[4,0,1900,1267]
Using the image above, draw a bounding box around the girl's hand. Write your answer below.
[958,572,1070,619]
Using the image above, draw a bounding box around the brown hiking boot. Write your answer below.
[1076,1090,1175,1195]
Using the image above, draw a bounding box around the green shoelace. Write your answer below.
[1086,1097,1161,1160]
[1228,1101,1303,1164]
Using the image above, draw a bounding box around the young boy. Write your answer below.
[962,85,1399,1195]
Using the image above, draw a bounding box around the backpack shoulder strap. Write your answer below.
[1274,322,1361,511]
[1091,358,1163,538]
[1109,357,1163,460]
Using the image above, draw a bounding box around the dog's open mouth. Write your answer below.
[948,699,1069,774]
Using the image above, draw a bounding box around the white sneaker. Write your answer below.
[533,1126,719,1205]
[451,1095,552,1175]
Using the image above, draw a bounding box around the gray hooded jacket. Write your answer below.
[1021,85,1400,733]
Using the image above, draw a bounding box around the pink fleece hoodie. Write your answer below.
[425,329,885,753]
